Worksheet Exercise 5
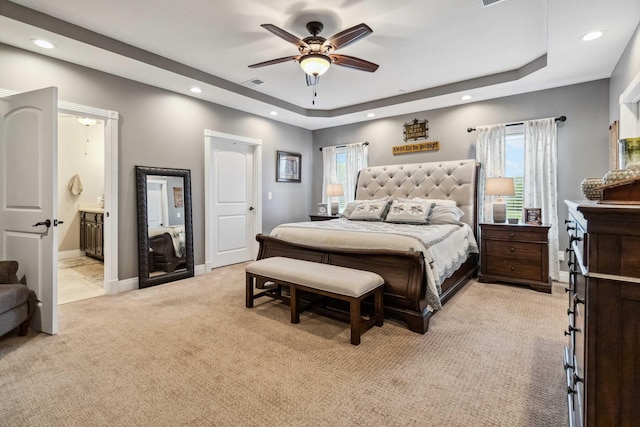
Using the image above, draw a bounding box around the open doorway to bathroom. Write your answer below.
[57,114,105,304]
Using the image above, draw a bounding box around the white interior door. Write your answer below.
[146,179,168,228]
[0,87,58,334]
[211,140,255,267]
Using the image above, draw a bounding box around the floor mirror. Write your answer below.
[135,166,194,288]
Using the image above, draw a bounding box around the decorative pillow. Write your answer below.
[384,200,433,224]
[428,205,465,225]
[342,197,389,218]
[348,200,391,221]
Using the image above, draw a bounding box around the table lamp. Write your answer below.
[485,177,514,223]
[326,183,344,215]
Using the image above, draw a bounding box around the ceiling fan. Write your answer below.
[248,21,379,86]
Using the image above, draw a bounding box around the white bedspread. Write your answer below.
[270,219,479,310]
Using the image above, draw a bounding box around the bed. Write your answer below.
[255,159,480,334]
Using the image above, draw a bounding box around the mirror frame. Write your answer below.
[135,166,194,288]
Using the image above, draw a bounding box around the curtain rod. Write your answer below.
[319,141,369,151]
[466,115,566,133]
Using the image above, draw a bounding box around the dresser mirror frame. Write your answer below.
[135,166,194,288]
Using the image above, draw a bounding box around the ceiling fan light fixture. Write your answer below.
[300,54,331,76]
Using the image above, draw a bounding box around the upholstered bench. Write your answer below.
[246,257,384,345]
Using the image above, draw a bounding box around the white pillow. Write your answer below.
[384,200,433,224]
[428,205,465,225]
[348,200,391,221]
[410,197,457,207]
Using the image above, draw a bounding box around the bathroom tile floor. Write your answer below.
[58,257,104,305]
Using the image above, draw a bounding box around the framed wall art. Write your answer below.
[524,207,542,225]
[276,151,301,183]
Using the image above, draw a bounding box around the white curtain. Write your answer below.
[475,124,506,223]
[345,142,368,202]
[321,145,337,203]
[524,118,560,281]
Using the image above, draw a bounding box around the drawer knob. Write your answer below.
[509,233,515,237]
[510,266,515,271]
[510,247,515,252]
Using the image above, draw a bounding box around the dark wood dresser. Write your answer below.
[564,200,640,427]
[80,210,104,261]
[478,222,551,292]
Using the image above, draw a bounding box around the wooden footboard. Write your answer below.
[255,234,478,334]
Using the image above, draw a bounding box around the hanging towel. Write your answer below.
[68,173,84,195]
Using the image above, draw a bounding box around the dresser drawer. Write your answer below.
[485,257,543,281]
[484,240,542,260]
[482,228,546,242]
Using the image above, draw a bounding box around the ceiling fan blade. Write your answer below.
[330,54,379,72]
[323,23,373,51]
[261,24,308,49]
[248,56,300,68]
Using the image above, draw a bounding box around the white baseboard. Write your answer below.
[111,263,207,294]
[58,249,84,260]
[558,270,569,283]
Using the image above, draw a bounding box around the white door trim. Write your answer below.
[0,88,120,295]
[204,130,262,271]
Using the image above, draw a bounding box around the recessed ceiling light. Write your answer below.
[190,86,202,93]
[582,31,603,41]
[32,39,55,49]
[367,113,375,118]
[269,111,278,116]
[461,95,472,101]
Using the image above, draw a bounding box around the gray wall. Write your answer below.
[313,80,611,268]
[0,43,313,281]
[609,22,640,124]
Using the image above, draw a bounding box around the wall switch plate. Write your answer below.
[268,192,272,200]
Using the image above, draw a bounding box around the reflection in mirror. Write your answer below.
[136,166,194,288]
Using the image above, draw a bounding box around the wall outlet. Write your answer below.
[557,250,565,262]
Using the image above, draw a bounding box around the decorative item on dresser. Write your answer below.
[478,222,551,293]
[564,200,640,426]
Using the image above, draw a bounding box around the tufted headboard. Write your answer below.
[354,159,480,232]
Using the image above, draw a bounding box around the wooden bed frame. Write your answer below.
[256,160,480,334]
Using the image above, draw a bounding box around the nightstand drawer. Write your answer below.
[482,228,546,242]
[484,240,542,260]
[485,257,543,281]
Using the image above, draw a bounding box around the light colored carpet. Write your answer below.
[0,263,568,426]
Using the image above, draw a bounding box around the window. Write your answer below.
[334,148,348,212]
[322,142,368,214]
[505,125,524,220]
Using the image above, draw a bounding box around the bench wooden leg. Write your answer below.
[18,320,29,336]
[245,273,254,308]
[375,288,384,327]
[290,284,300,324]
[350,298,362,346]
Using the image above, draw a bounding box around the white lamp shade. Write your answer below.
[326,183,344,197]
[300,54,331,76]
[485,177,515,196]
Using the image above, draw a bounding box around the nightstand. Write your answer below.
[478,222,552,293]
[309,214,340,221]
